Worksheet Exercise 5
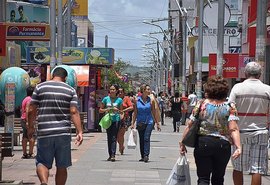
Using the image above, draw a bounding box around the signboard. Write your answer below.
[209,53,239,78]
[6,23,50,41]
[4,83,15,134]
[26,47,115,65]
[0,24,6,56]
[87,67,96,130]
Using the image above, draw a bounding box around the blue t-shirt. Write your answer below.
[102,96,123,122]
[136,96,153,125]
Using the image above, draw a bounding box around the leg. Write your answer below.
[117,126,126,154]
[21,120,28,158]
[251,173,261,185]
[22,137,28,157]
[233,170,243,185]
[29,137,35,156]
[211,140,231,185]
[161,108,164,125]
[172,116,176,132]
[138,129,145,159]
[55,167,67,185]
[106,126,113,158]
[143,124,153,162]
[36,164,49,184]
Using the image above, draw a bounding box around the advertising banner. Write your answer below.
[209,53,239,78]
[87,67,96,130]
[87,48,114,65]
[27,47,115,65]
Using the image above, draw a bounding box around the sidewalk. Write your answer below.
[1,117,270,184]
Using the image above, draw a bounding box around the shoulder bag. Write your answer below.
[181,100,204,148]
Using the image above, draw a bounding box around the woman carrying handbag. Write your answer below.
[179,76,241,185]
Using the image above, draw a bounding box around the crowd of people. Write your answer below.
[0,62,269,185]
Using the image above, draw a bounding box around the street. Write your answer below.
[2,117,270,185]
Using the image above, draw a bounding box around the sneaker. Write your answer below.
[139,158,144,162]
[21,153,28,159]
[111,156,115,162]
[107,157,111,161]
[144,156,149,163]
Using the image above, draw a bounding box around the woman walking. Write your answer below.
[131,84,161,163]
[170,92,183,132]
[99,84,123,162]
[179,76,241,185]
[117,87,133,155]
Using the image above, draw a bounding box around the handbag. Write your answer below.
[99,113,112,129]
[181,100,203,148]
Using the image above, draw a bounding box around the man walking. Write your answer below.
[228,62,269,185]
[28,67,83,185]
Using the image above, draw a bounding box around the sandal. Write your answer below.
[21,153,28,159]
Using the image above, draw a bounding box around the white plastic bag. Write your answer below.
[166,155,191,185]
[127,129,137,149]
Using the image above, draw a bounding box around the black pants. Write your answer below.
[172,111,181,132]
[106,121,120,157]
[194,136,231,185]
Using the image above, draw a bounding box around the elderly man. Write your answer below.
[228,62,270,185]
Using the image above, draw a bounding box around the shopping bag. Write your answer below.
[99,113,112,129]
[166,155,191,185]
[127,129,137,149]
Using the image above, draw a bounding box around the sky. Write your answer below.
[88,0,169,67]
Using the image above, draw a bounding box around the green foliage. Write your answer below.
[101,58,132,92]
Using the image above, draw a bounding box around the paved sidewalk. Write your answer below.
[1,117,270,184]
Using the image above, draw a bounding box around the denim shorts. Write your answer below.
[36,135,72,169]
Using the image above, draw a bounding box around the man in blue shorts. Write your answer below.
[28,67,83,185]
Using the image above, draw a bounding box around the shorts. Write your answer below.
[231,133,269,174]
[36,135,72,169]
[20,119,28,139]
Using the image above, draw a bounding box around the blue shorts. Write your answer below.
[36,135,72,169]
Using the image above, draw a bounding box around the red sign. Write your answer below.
[0,24,6,56]
[209,53,239,78]
[5,23,50,41]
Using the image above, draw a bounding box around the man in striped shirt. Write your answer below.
[229,62,270,185]
[28,67,83,185]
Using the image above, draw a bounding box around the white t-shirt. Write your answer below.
[188,93,197,107]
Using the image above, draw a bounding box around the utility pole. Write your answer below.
[217,0,225,76]
[197,0,204,99]
[66,0,72,47]
[104,35,108,90]
[168,0,174,96]
[163,35,169,95]
[256,0,267,83]
[57,0,63,65]
[182,9,187,97]
[50,0,56,70]
[0,0,6,22]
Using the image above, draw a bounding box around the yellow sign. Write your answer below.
[48,0,88,16]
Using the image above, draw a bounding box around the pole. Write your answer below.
[0,0,6,22]
[57,0,63,65]
[50,0,56,70]
[256,0,267,83]
[182,12,187,97]
[216,0,225,76]
[157,41,162,92]
[164,36,169,95]
[104,35,108,90]
[196,0,204,99]
[66,0,72,47]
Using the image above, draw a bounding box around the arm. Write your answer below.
[228,120,241,159]
[99,101,109,114]
[151,98,161,131]
[70,106,83,146]
[131,100,137,129]
[179,119,192,154]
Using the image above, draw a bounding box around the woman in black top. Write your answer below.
[170,92,183,132]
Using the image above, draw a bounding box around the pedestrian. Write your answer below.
[27,67,83,185]
[170,92,183,132]
[180,75,241,185]
[228,62,270,185]
[117,87,133,155]
[186,91,197,119]
[131,84,161,163]
[157,92,165,125]
[20,86,35,159]
[99,84,123,162]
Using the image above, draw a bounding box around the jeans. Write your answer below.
[138,123,153,159]
[194,136,231,185]
[106,121,120,157]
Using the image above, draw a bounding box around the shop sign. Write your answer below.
[87,48,114,65]
[209,53,239,78]
[6,23,50,41]
[0,24,6,56]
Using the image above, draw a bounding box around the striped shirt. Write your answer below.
[228,79,270,133]
[31,80,78,139]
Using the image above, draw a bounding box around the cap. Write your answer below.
[244,62,262,76]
